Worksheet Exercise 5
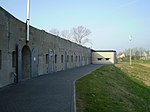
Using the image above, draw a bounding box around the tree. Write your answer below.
[49,28,60,36]
[72,26,91,45]
[49,26,92,45]
[121,47,148,60]
[139,47,145,57]
[60,30,72,40]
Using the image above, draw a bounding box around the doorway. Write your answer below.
[22,45,31,80]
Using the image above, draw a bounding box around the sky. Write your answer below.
[0,0,150,52]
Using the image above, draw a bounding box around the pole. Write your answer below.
[130,47,131,65]
[26,0,30,42]
[129,35,132,65]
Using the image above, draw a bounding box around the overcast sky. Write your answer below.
[0,0,150,51]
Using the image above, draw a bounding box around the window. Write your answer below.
[12,51,16,67]
[106,58,110,60]
[61,55,63,63]
[67,55,69,62]
[75,56,77,62]
[55,54,57,63]
[46,54,48,64]
[71,55,73,62]
[97,58,102,61]
[0,50,1,69]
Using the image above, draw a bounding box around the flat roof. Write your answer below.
[92,50,116,52]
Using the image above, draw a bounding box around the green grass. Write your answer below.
[129,60,150,64]
[76,65,150,112]
[117,64,150,86]
[134,60,150,63]
[120,59,150,64]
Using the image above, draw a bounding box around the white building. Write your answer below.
[92,50,117,64]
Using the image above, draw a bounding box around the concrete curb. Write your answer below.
[73,65,102,112]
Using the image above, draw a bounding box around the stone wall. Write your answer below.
[0,7,91,88]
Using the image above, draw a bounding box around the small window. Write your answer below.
[106,58,110,60]
[79,56,80,62]
[12,51,16,67]
[0,50,1,69]
[46,54,48,64]
[67,55,69,62]
[61,55,63,63]
[75,56,77,62]
[71,55,73,62]
[55,54,57,63]
[97,58,102,60]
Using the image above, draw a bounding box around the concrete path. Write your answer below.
[0,64,101,112]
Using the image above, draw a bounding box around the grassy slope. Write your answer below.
[120,59,150,64]
[117,64,150,86]
[76,64,150,112]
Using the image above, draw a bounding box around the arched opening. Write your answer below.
[22,45,31,80]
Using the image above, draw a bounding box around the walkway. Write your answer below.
[0,64,101,112]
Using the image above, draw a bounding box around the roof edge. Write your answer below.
[92,50,116,52]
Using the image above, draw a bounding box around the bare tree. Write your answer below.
[72,26,91,45]
[49,28,60,36]
[122,47,148,60]
[49,26,92,45]
[60,30,72,40]
[139,47,145,57]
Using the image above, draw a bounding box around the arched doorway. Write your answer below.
[22,45,31,80]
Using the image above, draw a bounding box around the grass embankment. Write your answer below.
[120,59,150,64]
[76,64,150,112]
[134,60,150,68]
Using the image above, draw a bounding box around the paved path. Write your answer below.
[0,64,101,112]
